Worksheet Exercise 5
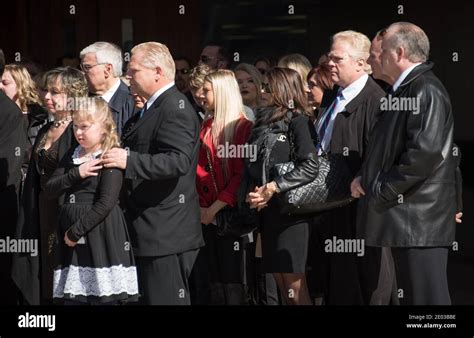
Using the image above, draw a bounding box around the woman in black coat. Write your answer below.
[12,67,88,305]
[246,67,319,305]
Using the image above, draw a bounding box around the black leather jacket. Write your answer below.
[247,109,319,193]
[357,62,457,247]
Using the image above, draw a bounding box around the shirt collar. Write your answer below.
[100,79,121,103]
[146,82,175,111]
[72,146,103,165]
[392,63,422,92]
[340,73,369,103]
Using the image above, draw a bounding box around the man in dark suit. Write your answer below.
[102,42,204,305]
[0,48,28,304]
[80,42,135,136]
[353,22,456,305]
[311,31,386,305]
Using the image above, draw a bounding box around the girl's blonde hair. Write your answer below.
[203,70,249,177]
[4,64,41,111]
[72,97,121,153]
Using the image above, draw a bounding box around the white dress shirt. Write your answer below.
[317,73,369,154]
[146,82,175,111]
[392,63,422,92]
[100,79,121,103]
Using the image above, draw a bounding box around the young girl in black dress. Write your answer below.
[46,97,139,304]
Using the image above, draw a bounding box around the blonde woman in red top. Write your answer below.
[193,70,253,304]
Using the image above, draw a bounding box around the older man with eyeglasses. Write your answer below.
[80,41,135,136]
[310,30,387,305]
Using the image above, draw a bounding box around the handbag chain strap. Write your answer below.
[204,143,220,195]
[287,122,296,162]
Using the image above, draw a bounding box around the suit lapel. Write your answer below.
[121,111,141,141]
[108,81,127,114]
[121,85,178,141]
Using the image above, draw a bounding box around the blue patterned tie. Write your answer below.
[316,91,343,153]
[139,105,147,118]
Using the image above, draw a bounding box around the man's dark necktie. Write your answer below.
[316,91,343,153]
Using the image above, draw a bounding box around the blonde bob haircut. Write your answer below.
[234,63,263,107]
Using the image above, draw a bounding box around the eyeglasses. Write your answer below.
[176,68,190,75]
[80,63,108,73]
[327,54,347,64]
[261,82,271,94]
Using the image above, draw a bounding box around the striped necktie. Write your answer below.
[316,91,343,153]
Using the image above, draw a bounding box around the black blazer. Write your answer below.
[0,91,27,198]
[0,92,28,302]
[121,85,204,257]
[318,76,385,177]
[108,80,136,136]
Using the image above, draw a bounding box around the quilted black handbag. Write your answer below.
[205,145,257,237]
[272,127,354,215]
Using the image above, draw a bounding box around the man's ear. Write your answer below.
[155,66,163,81]
[104,63,113,78]
[396,47,404,63]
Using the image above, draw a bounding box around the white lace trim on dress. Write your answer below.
[53,264,139,298]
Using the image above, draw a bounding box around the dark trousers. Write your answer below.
[358,246,398,305]
[309,205,363,305]
[136,248,199,305]
[189,224,246,305]
[391,247,451,305]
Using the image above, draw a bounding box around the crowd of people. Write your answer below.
[0,21,462,306]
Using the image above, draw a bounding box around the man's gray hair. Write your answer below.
[80,41,123,77]
[386,22,430,63]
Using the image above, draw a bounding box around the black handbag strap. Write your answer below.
[287,120,296,162]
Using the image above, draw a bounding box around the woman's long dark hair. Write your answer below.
[262,67,311,124]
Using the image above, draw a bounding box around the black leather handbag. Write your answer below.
[272,127,354,215]
[205,146,257,237]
